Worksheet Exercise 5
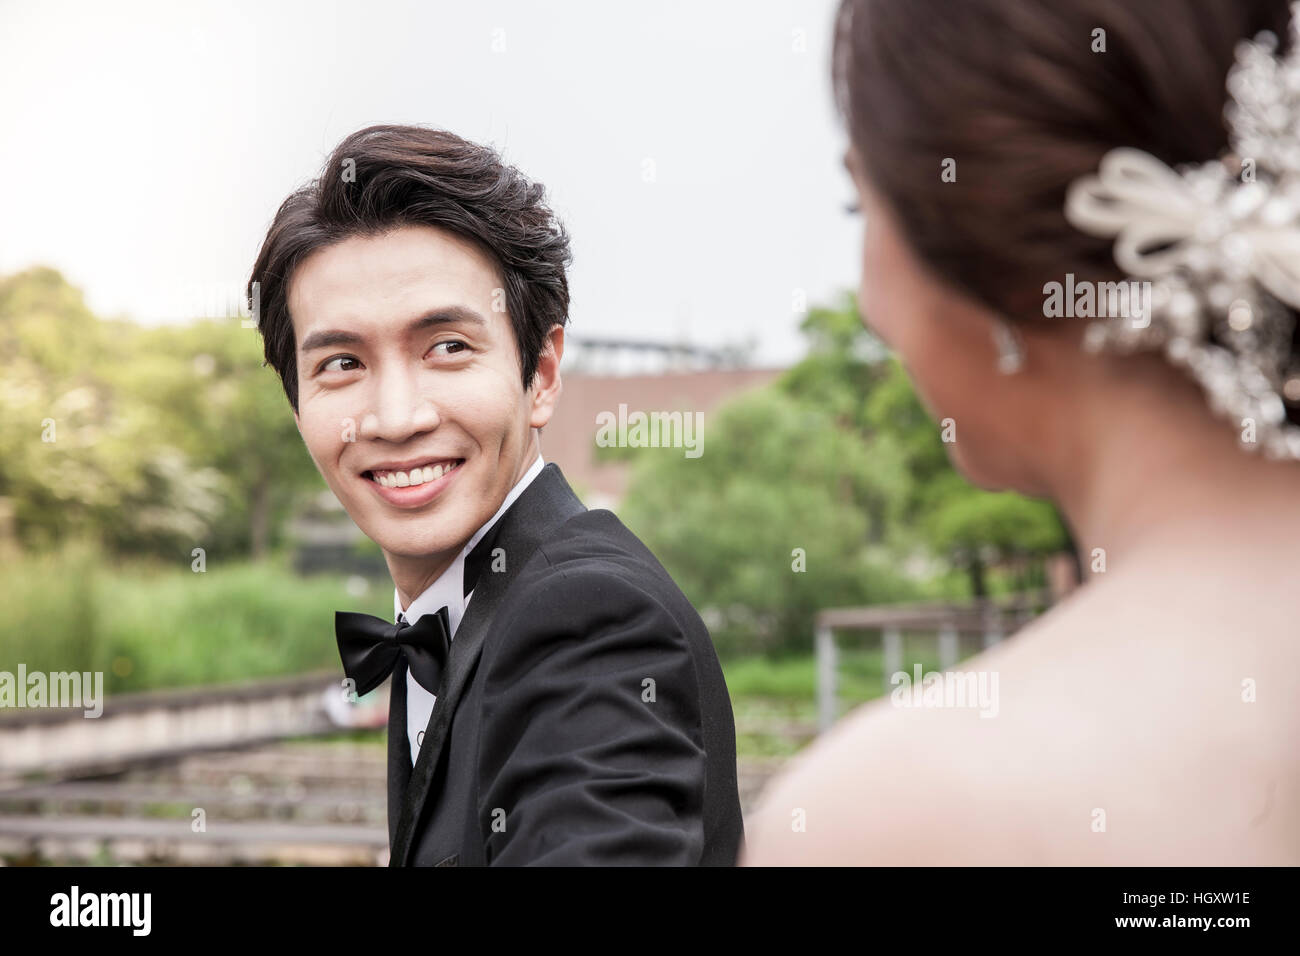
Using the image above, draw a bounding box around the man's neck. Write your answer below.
[393,553,457,614]
[389,449,544,611]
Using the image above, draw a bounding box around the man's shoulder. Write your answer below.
[541,507,664,568]
[499,507,701,636]
[497,505,655,581]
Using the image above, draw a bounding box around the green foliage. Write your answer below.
[619,290,1068,653]
[620,388,922,657]
[789,293,1068,592]
[0,540,391,693]
[920,472,1066,555]
[723,643,943,702]
[0,267,321,558]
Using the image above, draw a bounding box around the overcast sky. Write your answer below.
[0,0,860,367]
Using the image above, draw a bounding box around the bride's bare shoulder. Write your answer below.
[739,673,1040,866]
[740,592,1112,865]
[741,573,1300,866]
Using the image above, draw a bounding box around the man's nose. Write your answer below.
[358,362,440,442]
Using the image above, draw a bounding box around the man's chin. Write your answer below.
[375,536,468,562]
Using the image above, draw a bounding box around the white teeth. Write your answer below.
[371,460,460,488]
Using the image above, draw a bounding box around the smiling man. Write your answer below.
[247,124,743,866]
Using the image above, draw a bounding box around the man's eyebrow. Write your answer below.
[299,306,488,354]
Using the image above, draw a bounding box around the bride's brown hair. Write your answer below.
[832,0,1298,412]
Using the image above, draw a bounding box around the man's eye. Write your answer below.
[430,340,469,357]
[321,355,361,373]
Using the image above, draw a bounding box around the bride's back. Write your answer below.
[742,0,1300,865]
[744,492,1300,864]
[961,507,1300,864]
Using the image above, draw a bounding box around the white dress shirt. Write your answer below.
[395,453,546,766]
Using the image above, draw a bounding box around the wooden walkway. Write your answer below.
[0,738,796,865]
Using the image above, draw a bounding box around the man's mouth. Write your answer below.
[364,458,464,489]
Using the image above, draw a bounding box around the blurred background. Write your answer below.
[0,0,1078,864]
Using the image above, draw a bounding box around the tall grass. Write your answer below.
[722,644,944,704]
[2,543,959,707]
[0,541,391,693]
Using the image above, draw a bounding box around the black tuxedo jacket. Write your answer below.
[385,463,744,866]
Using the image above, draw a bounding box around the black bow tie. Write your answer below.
[335,606,451,697]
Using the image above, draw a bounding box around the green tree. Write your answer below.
[619,388,919,656]
[794,292,1068,596]
[119,318,322,558]
[0,267,321,559]
[618,291,1069,654]
[0,267,223,553]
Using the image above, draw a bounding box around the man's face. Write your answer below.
[288,224,561,595]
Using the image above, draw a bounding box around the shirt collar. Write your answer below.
[395,453,546,634]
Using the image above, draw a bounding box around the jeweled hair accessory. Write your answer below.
[1064,2,1300,460]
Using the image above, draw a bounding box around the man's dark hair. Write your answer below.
[247,124,572,412]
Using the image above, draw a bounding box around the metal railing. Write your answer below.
[814,591,1051,732]
[0,669,376,780]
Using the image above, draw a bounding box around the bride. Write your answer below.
[742,0,1300,865]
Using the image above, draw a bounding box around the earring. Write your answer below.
[993,321,1025,374]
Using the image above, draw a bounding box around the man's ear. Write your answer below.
[528,324,565,429]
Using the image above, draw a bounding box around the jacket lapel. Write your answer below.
[390,463,586,866]
[385,655,411,851]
